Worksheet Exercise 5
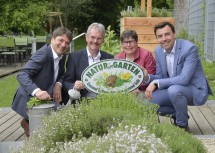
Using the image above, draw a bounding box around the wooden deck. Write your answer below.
[0,109,25,142]
[158,101,215,136]
[0,101,215,142]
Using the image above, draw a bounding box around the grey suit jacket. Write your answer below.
[149,39,213,106]
[63,48,114,97]
[11,45,66,119]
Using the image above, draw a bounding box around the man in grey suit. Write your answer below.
[11,27,73,137]
[143,22,213,131]
[63,23,113,100]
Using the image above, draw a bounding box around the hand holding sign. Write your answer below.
[81,59,144,93]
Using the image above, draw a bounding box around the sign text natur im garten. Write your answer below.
[81,59,144,93]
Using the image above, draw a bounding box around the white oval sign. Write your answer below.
[81,59,144,93]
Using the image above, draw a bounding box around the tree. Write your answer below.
[0,0,51,35]
[60,0,125,34]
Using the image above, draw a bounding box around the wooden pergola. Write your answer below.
[141,0,152,17]
[47,11,63,34]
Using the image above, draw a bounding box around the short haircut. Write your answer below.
[86,23,106,39]
[120,30,138,42]
[154,22,175,36]
[52,27,73,42]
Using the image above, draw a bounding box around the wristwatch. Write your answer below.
[152,80,159,88]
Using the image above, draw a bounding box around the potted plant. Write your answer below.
[27,97,55,135]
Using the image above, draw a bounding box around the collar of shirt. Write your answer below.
[163,40,176,55]
[86,47,101,65]
[51,45,63,82]
[51,45,63,60]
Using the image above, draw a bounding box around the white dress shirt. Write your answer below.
[87,47,101,65]
[86,47,101,97]
[164,40,176,78]
[32,45,63,96]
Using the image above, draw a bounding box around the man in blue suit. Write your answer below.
[11,27,73,137]
[63,23,113,100]
[144,22,213,131]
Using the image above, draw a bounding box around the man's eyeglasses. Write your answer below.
[122,40,136,45]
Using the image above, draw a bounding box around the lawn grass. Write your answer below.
[74,36,87,51]
[0,74,19,107]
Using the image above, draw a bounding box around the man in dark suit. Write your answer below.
[11,27,73,137]
[143,22,213,131]
[63,23,113,99]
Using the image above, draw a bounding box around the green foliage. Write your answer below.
[19,93,158,152]
[53,124,172,152]
[101,25,121,55]
[152,8,173,17]
[18,93,206,153]
[165,0,174,9]
[0,74,18,107]
[0,0,51,35]
[146,123,206,153]
[201,60,215,100]
[153,0,173,9]
[74,36,87,51]
[120,7,173,17]
[27,97,52,108]
[176,29,215,99]
[65,0,123,33]
[120,7,146,17]
[177,29,204,59]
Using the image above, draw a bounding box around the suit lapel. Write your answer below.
[82,49,90,68]
[173,39,181,76]
[159,50,168,77]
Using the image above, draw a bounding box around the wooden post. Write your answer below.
[141,0,145,12]
[147,0,152,17]
[58,10,63,27]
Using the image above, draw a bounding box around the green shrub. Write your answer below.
[18,93,206,153]
[101,25,121,55]
[52,124,172,153]
[120,7,173,17]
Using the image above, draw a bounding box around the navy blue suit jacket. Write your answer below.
[11,45,66,119]
[63,48,114,97]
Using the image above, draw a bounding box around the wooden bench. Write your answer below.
[14,37,29,63]
[36,36,47,50]
[0,38,17,66]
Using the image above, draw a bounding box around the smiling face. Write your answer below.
[155,25,176,53]
[51,34,71,56]
[86,28,103,55]
[121,37,138,56]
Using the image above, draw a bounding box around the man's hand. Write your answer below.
[145,82,157,100]
[53,83,62,103]
[35,90,51,100]
[132,89,140,95]
[74,80,85,90]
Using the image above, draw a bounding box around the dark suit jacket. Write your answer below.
[11,45,66,119]
[63,48,114,97]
